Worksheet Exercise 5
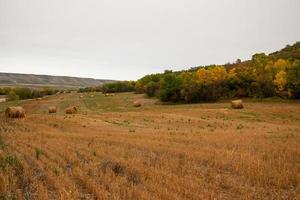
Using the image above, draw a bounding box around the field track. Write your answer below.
[0,92,299,199]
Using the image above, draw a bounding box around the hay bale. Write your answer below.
[104,93,115,97]
[36,97,42,101]
[133,101,141,107]
[5,107,26,118]
[48,106,57,114]
[231,99,243,109]
[65,106,77,114]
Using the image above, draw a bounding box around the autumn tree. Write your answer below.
[274,71,287,93]
[274,59,290,72]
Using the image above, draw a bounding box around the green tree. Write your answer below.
[287,60,300,98]
[159,73,183,102]
[252,53,268,68]
[145,81,159,97]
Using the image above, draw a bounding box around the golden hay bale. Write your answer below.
[133,101,141,107]
[65,106,77,114]
[104,93,115,97]
[80,95,84,98]
[48,106,57,114]
[36,97,42,101]
[5,107,26,118]
[231,99,244,109]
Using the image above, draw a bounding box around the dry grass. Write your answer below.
[0,92,299,199]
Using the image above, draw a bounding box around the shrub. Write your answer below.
[35,148,43,160]
[6,91,19,101]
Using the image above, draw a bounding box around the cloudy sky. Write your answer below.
[0,0,299,80]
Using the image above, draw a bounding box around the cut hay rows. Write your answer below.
[0,92,299,199]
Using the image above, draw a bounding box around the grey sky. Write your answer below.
[0,0,299,80]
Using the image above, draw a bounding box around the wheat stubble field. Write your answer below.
[0,92,299,200]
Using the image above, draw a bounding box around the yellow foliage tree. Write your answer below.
[274,70,287,92]
[196,66,227,84]
[228,68,237,79]
[211,66,227,82]
[274,59,290,72]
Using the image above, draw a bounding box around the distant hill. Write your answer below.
[0,72,115,88]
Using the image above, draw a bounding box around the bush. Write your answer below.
[15,87,32,99]
[6,91,19,101]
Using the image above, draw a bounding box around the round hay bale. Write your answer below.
[133,101,141,107]
[231,99,243,109]
[65,106,77,114]
[5,106,26,118]
[104,93,115,97]
[36,97,42,101]
[48,106,57,114]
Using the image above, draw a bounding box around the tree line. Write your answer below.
[0,87,59,101]
[78,81,135,94]
[135,57,299,102]
[97,42,300,103]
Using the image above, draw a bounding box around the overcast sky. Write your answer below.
[0,0,299,80]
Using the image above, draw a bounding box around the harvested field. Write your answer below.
[0,92,299,199]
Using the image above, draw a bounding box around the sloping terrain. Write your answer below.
[0,93,299,199]
[0,72,114,88]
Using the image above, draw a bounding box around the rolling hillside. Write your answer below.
[0,72,114,88]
